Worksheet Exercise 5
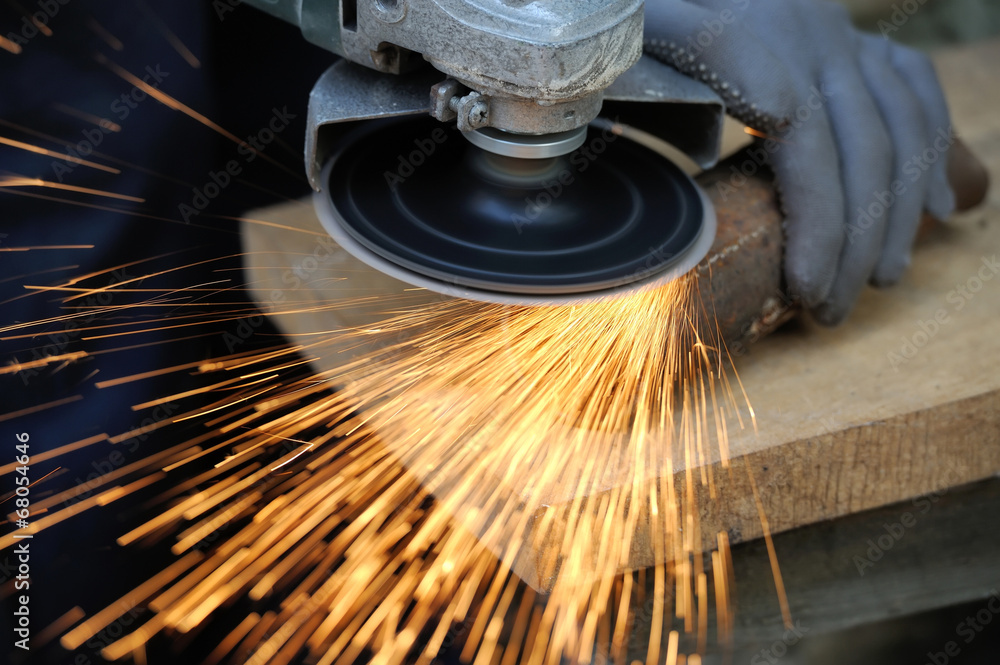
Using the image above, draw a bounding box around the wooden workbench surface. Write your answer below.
[701,37,1000,544]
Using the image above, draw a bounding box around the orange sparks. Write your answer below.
[8,0,53,37]
[0,466,62,506]
[0,34,22,54]
[743,126,788,143]
[86,17,124,51]
[4,244,787,664]
[0,135,120,172]
[52,103,122,132]
[0,176,144,202]
[1,351,87,376]
[0,394,82,423]
[0,14,789,662]
[135,0,200,68]
[93,53,302,181]
[0,245,94,252]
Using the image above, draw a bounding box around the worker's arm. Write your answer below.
[645,0,955,325]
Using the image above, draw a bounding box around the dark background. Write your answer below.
[0,2,328,663]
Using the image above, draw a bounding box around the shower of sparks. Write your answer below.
[0,117,196,188]
[0,256,791,665]
[0,14,790,659]
[92,54,302,181]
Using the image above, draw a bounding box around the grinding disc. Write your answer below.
[315,116,715,305]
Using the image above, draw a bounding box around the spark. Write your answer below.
[0,117,195,188]
[7,0,52,36]
[5,267,785,664]
[86,17,124,51]
[1,351,87,375]
[52,103,122,132]
[0,245,94,251]
[0,134,120,172]
[0,176,144,202]
[269,442,314,471]
[0,111,791,662]
[0,435,106,475]
[35,607,86,649]
[743,455,793,629]
[743,126,788,143]
[0,34,22,54]
[135,0,201,68]
[0,186,232,234]
[0,466,62,506]
[93,53,302,181]
[0,394,83,422]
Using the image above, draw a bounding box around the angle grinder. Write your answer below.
[243,0,723,304]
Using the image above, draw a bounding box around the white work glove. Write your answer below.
[644,0,956,324]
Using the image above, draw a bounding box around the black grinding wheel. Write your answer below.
[317,116,714,303]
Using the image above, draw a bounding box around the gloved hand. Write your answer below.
[644,0,956,325]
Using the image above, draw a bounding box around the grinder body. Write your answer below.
[241,0,726,303]
[242,0,643,137]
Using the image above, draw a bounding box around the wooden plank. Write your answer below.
[701,38,1000,546]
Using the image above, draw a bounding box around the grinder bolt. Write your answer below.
[466,101,490,129]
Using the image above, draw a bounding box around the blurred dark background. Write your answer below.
[0,3,328,663]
